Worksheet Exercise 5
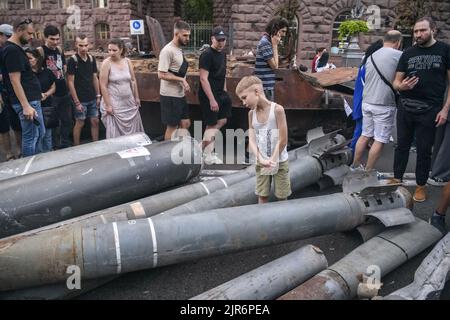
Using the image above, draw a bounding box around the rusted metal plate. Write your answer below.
[302,67,358,87]
[135,68,334,110]
[146,16,167,58]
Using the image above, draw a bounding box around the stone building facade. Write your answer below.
[223,0,450,64]
[1,0,449,65]
[0,0,163,50]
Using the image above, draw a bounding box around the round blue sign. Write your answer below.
[133,21,141,30]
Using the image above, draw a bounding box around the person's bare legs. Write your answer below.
[203,119,227,155]
[73,120,85,146]
[165,125,178,141]
[13,130,21,156]
[0,132,13,160]
[352,135,371,167]
[436,182,450,216]
[365,140,385,171]
[90,117,99,142]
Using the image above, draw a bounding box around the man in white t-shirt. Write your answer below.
[352,30,403,171]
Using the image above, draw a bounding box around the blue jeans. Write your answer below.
[12,100,45,157]
[41,127,52,152]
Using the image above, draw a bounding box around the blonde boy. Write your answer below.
[236,76,291,204]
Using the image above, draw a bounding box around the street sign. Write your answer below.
[130,20,145,35]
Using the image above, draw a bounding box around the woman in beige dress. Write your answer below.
[99,39,144,138]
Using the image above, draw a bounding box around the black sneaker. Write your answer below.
[429,214,447,235]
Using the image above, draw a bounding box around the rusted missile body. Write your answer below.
[0,170,414,292]
[0,133,152,182]
[278,219,442,300]
[191,245,328,300]
[0,137,202,239]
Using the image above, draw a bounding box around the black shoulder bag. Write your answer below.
[370,55,400,107]
[370,55,433,114]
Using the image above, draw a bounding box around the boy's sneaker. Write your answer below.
[349,164,365,172]
[427,177,448,187]
[203,153,223,165]
[429,214,447,235]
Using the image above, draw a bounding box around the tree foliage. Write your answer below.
[182,0,213,23]
[338,20,369,40]
[395,0,438,31]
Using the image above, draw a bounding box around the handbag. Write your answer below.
[370,55,433,114]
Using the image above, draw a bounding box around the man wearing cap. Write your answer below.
[0,19,45,157]
[198,26,231,164]
[0,24,21,160]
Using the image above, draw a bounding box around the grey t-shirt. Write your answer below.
[363,47,402,107]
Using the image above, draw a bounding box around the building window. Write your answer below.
[63,25,76,41]
[95,23,110,40]
[137,0,143,14]
[33,24,43,40]
[25,0,41,9]
[92,0,108,8]
[0,0,8,10]
[59,0,75,8]
[331,11,352,48]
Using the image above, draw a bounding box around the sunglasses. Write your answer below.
[18,18,33,26]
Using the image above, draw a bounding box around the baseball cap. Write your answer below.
[0,24,13,37]
[212,26,227,40]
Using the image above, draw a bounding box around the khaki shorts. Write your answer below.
[255,160,292,199]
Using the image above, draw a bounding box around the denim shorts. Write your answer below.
[74,100,98,120]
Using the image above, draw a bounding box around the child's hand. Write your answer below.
[259,158,277,168]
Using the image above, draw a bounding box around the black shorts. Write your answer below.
[199,91,232,126]
[0,97,21,133]
[160,95,190,127]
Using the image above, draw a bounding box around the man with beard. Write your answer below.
[391,17,450,204]
[0,19,44,157]
[198,26,231,164]
[158,20,191,141]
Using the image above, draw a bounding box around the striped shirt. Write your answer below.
[254,34,275,91]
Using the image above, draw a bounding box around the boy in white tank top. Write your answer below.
[236,76,291,204]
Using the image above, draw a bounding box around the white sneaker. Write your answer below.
[203,153,223,165]
[349,164,365,172]
[427,177,448,187]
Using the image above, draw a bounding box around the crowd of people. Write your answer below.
[0,20,144,158]
[0,16,449,234]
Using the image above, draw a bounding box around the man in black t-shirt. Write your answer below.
[38,25,72,149]
[67,35,100,146]
[0,18,45,157]
[199,26,232,164]
[392,17,450,204]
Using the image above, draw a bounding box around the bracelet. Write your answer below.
[96,95,102,98]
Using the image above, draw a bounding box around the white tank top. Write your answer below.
[252,102,289,163]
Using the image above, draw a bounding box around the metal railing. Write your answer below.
[184,21,213,52]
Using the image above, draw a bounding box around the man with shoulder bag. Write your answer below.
[391,17,450,204]
[351,30,403,172]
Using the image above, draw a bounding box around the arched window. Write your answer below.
[93,0,108,8]
[59,0,75,9]
[25,0,41,9]
[63,24,76,50]
[331,11,352,48]
[0,0,9,10]
[95,23,110,40]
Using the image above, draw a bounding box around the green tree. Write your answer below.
[395,0,438,32]
[182,0,213,23]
